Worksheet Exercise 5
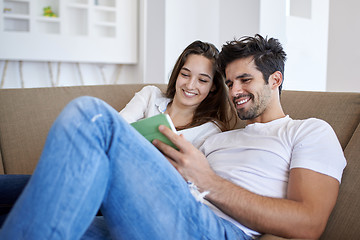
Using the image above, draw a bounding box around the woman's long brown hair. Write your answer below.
[165,40,237,131]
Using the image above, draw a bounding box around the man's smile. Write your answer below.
[233,95,251,107]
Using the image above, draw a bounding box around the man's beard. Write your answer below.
[234,87,271,121]
[236,101,263,120]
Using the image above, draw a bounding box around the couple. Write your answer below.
[0,34,346,240]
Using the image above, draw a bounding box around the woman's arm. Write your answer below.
[119,86,157,123]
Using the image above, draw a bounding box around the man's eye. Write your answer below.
[242,78,251,83]
[226,82,233,88]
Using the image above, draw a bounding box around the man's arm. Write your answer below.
[153,125,340,239]
[202,168,339,239]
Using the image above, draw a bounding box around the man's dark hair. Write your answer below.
[218,34,287,94]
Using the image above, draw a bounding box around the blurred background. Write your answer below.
[0,0,359,92]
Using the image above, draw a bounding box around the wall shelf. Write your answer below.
[36,16,60,22]
[0,0,138,64]
[4,14,29,20]
[67,3,87,9]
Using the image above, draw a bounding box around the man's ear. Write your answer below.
[269,71,283,90]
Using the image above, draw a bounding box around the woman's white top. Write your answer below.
[119,85,221,149]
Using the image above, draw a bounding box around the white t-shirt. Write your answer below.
[200,116,347,237]
[119,85,221,149]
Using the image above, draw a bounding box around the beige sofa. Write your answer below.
[0,84,359,239]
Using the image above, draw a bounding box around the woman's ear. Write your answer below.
[210,84,216,93]
[270,71,283,90]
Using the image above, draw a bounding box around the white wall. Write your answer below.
[165,0,260,82]
[284,0,330,91]
[327,0,360,92]
[219,0,260,47]
[259,0,286,42]
[142,0,166,83]
[165,0,220,82]
[258,0,330,92]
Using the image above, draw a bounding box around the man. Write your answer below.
[154,34,346,239]
[0,35,346,240]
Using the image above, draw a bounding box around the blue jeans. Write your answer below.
[0,96,252,240]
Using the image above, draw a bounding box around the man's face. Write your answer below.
[225,57,272,122]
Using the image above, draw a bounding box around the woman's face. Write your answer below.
[174,54,215,109]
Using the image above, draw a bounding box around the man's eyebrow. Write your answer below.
[225,73,253,84]
[236,73,252,79]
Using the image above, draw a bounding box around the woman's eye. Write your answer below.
[181,73,189,77]
[199,79,208,83]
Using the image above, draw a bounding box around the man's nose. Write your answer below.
[230,82,243,97]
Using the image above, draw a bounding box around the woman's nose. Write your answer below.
[186,78,196,89]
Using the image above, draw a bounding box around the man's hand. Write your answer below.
[152,125,216,189]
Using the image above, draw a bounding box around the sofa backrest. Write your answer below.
[280,90,359,150]
[0,84,167,174]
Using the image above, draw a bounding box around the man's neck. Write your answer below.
[246,111,286,125]
[246,95,285,125]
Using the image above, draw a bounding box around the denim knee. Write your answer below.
[59,96,108,123]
